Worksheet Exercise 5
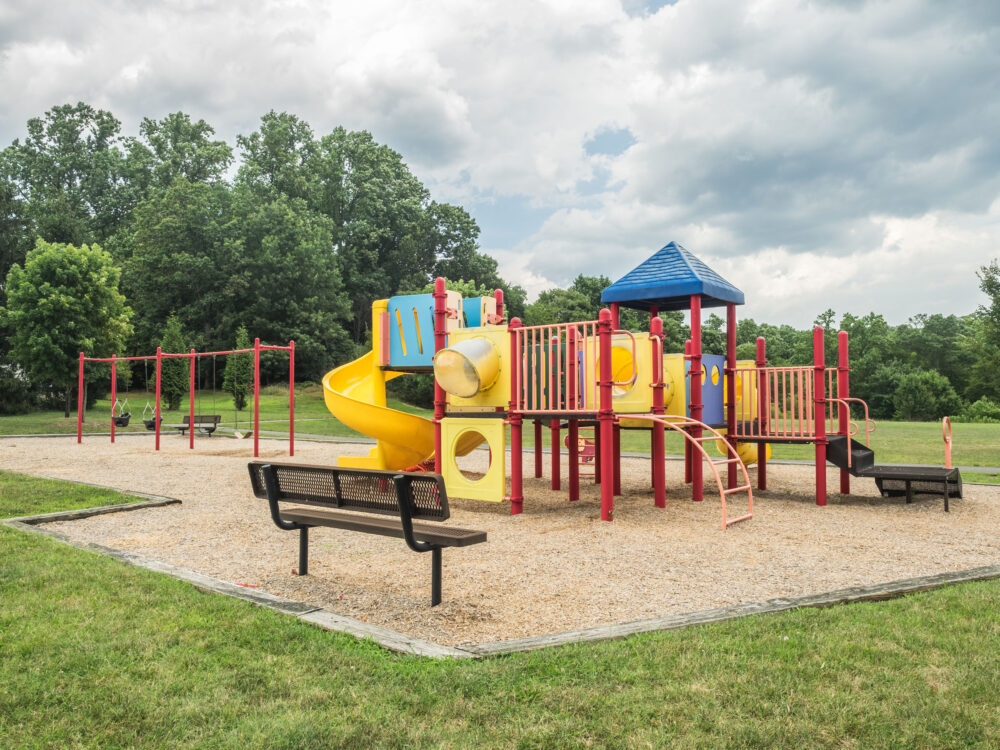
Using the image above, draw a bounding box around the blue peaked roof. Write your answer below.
[600,242,744,312]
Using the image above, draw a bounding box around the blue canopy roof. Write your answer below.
[601,242,744,312]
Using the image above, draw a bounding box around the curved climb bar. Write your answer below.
[625,414,754,529]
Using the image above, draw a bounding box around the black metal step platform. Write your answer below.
[827,435,875,477]
[870,465,963,511]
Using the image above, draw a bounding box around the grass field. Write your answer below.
[2,471,1000,748]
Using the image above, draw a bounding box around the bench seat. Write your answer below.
[279,507,487,547]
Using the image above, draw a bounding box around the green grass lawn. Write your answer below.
[1,471,999,748]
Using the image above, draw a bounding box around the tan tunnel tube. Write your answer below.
[434,337,502,398]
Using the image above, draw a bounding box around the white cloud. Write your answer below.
[0,0,998,325]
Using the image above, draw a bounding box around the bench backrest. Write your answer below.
[248,461,449,521]
[182,415,222,425]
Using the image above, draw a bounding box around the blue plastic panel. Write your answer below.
[686,354,726,426]
[387,293,436,367]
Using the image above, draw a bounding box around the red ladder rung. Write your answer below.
[711,458,740,466]
[722,485,751,495]
[725,513,753,527]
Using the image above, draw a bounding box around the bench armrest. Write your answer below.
[392,474,436,554]
[261,464,309,531]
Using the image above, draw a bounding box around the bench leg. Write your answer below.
[431,547,442,607]
[944,479,950,513]
[298,527,309,575]
[905,481,912,504]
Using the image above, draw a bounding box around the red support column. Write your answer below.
[550,419,561,491]
[110,355,117,444]
[684,339,692,484]
[814,326,827,506]
[613,424,621,497]
[509,317,523,514]
[253,337,261,459]
[77,352,84,444]
[726,302,738,489]
[433,278,447,474]
[289,340,295,457]
[690,295,704,502]
[534,420,543,478]
[609,303,620,330]
[650,316,666,508]
[155,347,162,451]
[189,350,195,450]
[594,426,601,484]
[756,337,767,490]
[494,289,504,322]
[568,327,579,502]
[598,309,615,521]
[838,331,849,495]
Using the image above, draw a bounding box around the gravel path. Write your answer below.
[2,435,997,647]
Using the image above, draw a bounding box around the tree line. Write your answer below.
[1,102,997,421]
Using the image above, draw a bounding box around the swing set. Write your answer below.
[77,338,295,458]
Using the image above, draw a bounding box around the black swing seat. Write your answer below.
[143,416,162,431]
[113,413,131,427]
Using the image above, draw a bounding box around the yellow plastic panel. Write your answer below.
[440,418,506,502]
[441,326,510,408]
[662,352,687,417]
[603,332,653,414]
[724,359,758,421]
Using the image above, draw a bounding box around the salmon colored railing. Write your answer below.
[511,321,635,413]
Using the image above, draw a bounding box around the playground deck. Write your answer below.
[2,436,998,648]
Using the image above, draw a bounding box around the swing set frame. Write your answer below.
[77,338,295,458]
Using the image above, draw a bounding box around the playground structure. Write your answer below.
[77,339,295,459]
[320,242,961,528]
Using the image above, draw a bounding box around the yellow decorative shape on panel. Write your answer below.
[440,418,506,502]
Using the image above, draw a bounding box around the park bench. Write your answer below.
[166,414,221,436]
[248,461,487,606]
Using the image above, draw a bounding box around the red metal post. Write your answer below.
[289,340,295,457]
[594,426,601,484]
[684,339,692,484]
[650,316,666,508]
[568,326,579,501]
[756,337,767,490]
[610,303,620,330]
[155,347,162,451]
[189,350,195,450]
[534,420,543,478]
[613,424,621,497]
[494,289,504,322]
[598,308,614,520]
[837,331,849,495]
[253,337,261,459]
[77,352,84,443]
[509,317,523,514]
[814,326,827,506]
[550,419,561,490]
[726,303,738,488]
[433,278,447,473]
[110,355,117,444]
[690,295,704,502]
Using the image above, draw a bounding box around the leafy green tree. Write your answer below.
[124,178,237,352]
[964,260,1000,401]
[231,191,353,379]
[3,239,132,416]
[0,178,30,296]
[893,369,962,421]
[2,103,128,245]
[222,326,252,411]
[128,112,233,190]
[159,314,188,410]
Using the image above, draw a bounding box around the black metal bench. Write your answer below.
[166,414,221,436]
[248,461,487,606]
[873,465,963,512]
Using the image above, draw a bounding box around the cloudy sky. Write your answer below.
[2,0,998,325]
